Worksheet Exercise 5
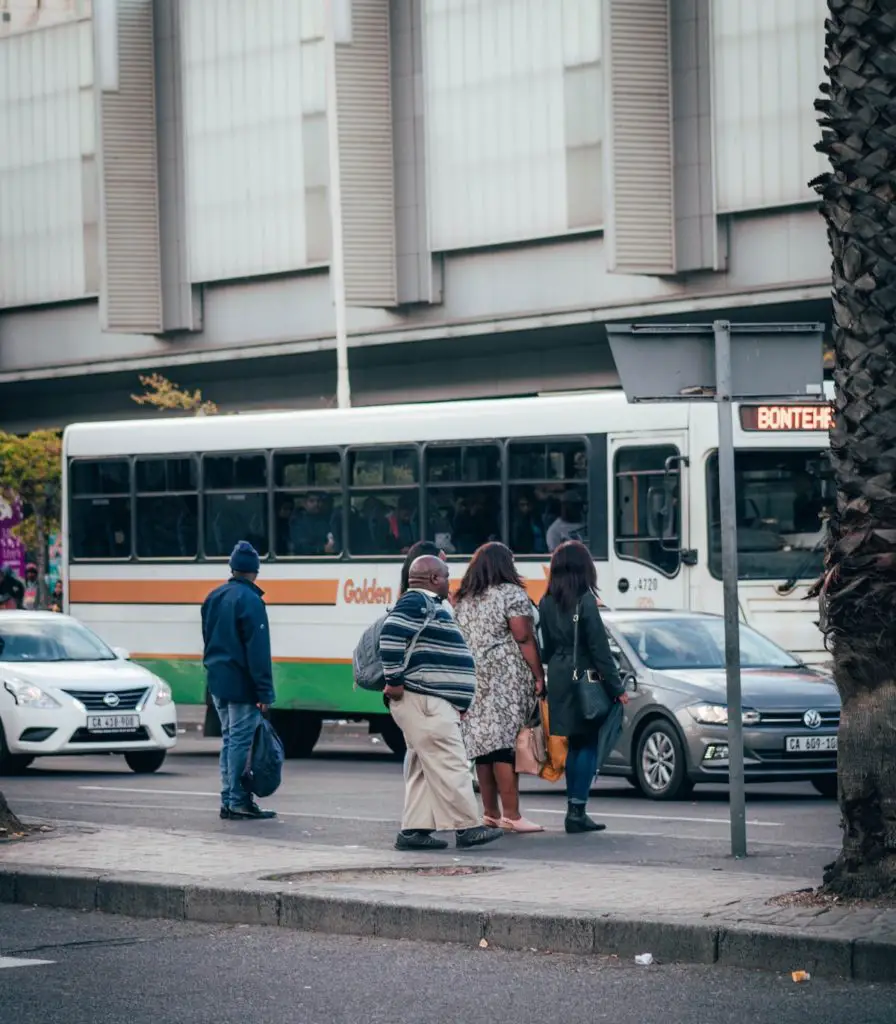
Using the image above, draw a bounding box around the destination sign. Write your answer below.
[740,405,832,432]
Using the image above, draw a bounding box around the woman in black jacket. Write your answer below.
[539,541,626,833]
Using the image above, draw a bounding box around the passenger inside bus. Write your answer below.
[509,492,547,554]
[289,492,338,556]
[546,490,588,551]
[386,494,418,554]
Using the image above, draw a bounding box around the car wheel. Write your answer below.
[124,750,167,774]
[270,711,322,758]
[379,717,406,759]
[635,720,692,801]
[812,775,838,799]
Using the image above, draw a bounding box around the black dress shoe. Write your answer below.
[220,806,230,820]
[228,801,277,820]
[455,825,504,849]
[395,831,449,851]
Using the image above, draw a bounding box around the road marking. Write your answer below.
[78,790,786,823]
[528,808,783,828]
[0,957,55,970]
[80,786,219,798]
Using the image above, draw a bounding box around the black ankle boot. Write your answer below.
[565,801,606,834]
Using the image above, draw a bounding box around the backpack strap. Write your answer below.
[399,595,438,675]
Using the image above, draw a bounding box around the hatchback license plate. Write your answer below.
[786,735,837,753]
[87,714,139,733]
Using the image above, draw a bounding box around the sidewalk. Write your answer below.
[1,822,894,982]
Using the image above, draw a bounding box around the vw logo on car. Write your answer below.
[803,709,822,729]
[103,692,121,708]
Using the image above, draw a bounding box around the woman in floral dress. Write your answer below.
[454,542,545,833]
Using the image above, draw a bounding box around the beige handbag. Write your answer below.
[515,703,547,775]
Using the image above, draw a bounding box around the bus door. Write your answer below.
[607,432,692,611]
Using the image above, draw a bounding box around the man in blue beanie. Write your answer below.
[201,540,277,820]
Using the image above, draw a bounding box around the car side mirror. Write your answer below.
[623,672,638,692]
[112,646,130,661]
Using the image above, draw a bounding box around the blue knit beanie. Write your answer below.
[230,540,261,575]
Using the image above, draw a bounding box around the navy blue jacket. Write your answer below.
[201,578,275,706]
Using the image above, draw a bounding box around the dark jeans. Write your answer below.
[565,703,625,804]
[565,736,599,804]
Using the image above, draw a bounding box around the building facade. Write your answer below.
[0,0,831,432]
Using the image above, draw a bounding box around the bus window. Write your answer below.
[202,453,268,558]
[706,450,831,581]
[347,447,420,556]
[70,459,132,560]
[273,451,343,557]
[135,457,198,559]
[614,446,680,576]
[425,444,501,555]
[507,439,587,554]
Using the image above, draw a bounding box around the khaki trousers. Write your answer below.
[390,690,480,832]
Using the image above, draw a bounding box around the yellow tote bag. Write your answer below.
[538,698,568,783]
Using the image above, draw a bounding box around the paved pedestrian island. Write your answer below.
[1,823,893,982]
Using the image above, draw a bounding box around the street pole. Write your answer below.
[324,0,351,409]
[713,320,747,859]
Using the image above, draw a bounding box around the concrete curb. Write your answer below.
[1,864,893,982]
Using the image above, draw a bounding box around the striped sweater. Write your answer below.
[378,590,477,712]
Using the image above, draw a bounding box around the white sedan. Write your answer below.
[0,611,177,775]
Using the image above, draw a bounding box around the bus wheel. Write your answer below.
[379,717,406,759]
[272,711,322,758]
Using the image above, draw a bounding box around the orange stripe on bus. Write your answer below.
[69,579,339,606]
[130,653,352,665]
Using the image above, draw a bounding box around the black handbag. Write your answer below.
[572,597,613,725]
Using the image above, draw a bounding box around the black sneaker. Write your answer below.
[395,831,449,851]
[456,825,504,849]
[228,801,277,820]
[220,806,230,820]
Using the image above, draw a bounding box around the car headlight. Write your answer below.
[154,681,173,707]
[687,703,761,726]
[4,678,61,709]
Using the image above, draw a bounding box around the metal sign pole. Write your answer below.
[713,320,747,859]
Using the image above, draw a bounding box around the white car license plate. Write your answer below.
[87,714,139,733]
[786,735,838,753]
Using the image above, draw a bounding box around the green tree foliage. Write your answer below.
[132,373,218,415]
[0,429,62,607]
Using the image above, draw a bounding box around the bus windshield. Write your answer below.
[707,450,832,582]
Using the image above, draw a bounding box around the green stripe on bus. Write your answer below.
[136,658,385,715]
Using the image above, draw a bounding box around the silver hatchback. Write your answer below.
[598,611,840,800]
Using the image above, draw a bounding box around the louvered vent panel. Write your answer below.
[334,0,397,307]
[606,0,676,275]
[98,0,163,332]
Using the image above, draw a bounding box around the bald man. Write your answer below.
[378,555,503,851]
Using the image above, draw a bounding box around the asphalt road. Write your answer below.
[1,903,892,1024]
[2,726,842,879]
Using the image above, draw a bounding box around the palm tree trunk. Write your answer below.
[813,0,896,898]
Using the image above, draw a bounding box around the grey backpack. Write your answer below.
[352,597,437,691]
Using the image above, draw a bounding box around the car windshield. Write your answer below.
[0,619,116,663]
[612,617,801,671]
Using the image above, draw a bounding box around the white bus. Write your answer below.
[62,390,832,756]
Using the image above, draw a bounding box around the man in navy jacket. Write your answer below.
[201,541,277,820]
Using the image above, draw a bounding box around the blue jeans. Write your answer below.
[213,697,261,809]
[565,737,599,804]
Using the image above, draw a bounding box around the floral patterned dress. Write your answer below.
[454,583,538,760]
